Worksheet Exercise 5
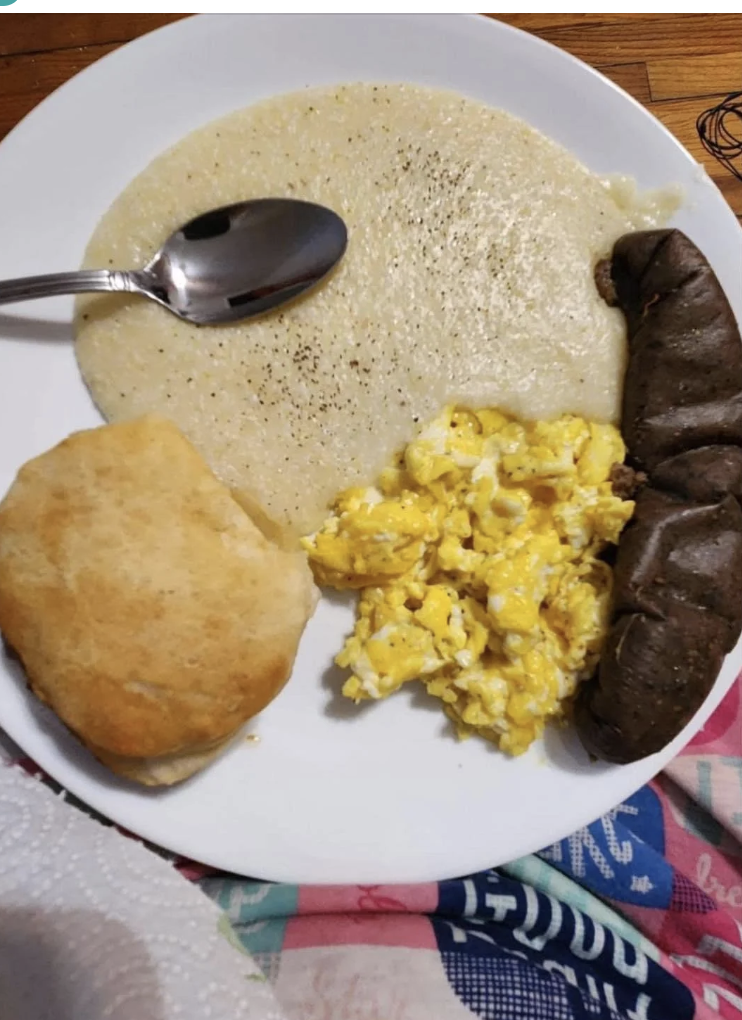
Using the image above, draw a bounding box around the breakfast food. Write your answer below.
[64,82,730,772]
[75,83,676,537]
[576,229,742,763]
[0,416,318,785]
[304,406,634,754]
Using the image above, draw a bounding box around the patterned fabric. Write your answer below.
[195,676,742,1019]
[4,675,742,1018]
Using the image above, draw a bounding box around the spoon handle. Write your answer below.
[0,269,139,306]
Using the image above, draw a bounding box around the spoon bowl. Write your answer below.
[0,198,348,326]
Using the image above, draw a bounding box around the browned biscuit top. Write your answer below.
[0,416,318,774]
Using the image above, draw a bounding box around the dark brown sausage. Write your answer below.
[612,487,742,645]
[617,232,742,471]
[575,606,728,762]
[576,229,742,763]
[652,446,742,504]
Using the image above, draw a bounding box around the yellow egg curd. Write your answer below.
[301,406,634,755]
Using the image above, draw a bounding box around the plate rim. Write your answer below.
[0,11,740,884]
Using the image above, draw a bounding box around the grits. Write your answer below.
[75,83,675,535]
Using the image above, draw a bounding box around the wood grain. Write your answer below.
[515,14,742,65]
[497,15,673,32]
[594,62,651,105]
[648,52,742,102]
[651,95,734,167]
[0,14,739,222]
[0,44,117,142]
[0,14,187,57]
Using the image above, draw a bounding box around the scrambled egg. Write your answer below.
[302,407,634,755]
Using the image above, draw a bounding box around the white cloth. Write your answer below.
[0,764,285,1020]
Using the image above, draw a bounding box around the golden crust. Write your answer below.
[0,415,318,784]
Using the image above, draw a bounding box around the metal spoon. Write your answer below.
[0,199,348,326]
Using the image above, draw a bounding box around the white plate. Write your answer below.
[0,14,740,885]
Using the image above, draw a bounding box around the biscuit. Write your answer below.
[0,416,318,785]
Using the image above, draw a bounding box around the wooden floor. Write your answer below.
[1,13,740,222]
